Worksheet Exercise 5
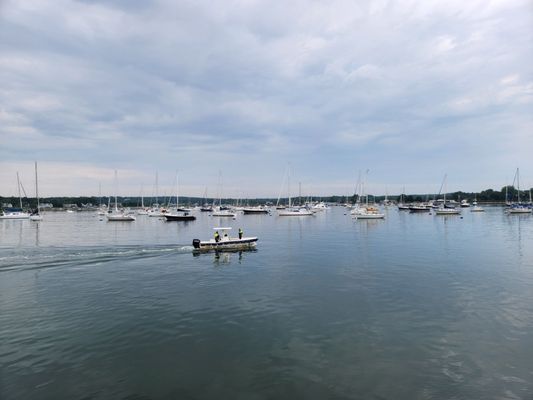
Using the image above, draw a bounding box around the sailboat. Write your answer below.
[278,165,313,216]
[165,173,196,221]
[350,171,384,219]
[106,170,136,221]
[435,174,461,215]
[148,171,168,217]
[0,172,30,219]
[30,162,43,221]
[96,183,108,215]
[200,187,213,212]
[506,168,532,214]
[212,171,236,217]
[136,184,149,215]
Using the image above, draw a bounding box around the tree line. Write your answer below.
[1,186,531,209]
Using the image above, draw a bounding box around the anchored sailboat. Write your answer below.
[106,170,136,221]
[30,162,43,221]
[0,172,30,219]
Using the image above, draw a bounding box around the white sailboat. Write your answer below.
[435,174,461,215]
[0,172,30,219]
[506,168,532,214]
[107,170,136,221]
[148,171,168,217]
[136,184,149,215]
[212,171,236,217]
[29,162,43,221]
[165,172,196,221]
[350,170,384,219]
[278,165,313,216]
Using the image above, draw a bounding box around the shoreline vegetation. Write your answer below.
[1,186,530,210]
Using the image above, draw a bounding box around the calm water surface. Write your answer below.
[1,207,532,399]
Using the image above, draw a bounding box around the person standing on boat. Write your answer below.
[214,231,220,242]
[239,228,243,239]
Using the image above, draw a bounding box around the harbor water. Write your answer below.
[1,207,532,399]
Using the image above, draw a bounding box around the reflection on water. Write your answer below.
[1,207,533,399]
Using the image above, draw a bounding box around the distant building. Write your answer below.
[2,203,13,208]
[39,203,53,209]
[63,203,78,209]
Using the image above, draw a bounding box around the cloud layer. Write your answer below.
[1,0,532,196]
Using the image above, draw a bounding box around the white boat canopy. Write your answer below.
[213,227,232,230]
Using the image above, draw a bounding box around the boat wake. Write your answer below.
[0,244,194,272]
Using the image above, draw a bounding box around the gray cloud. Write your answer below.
[1,0,532,196]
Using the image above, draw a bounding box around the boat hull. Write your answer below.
[165,214,196,221]
[192,237,258,251]
[106,214,136,221]
[435,209,461,215]
[243,209,269,214]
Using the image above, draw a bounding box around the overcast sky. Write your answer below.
[1,0,532,198]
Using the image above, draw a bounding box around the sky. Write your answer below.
[1,0,532,198]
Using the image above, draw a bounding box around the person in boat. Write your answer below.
[214,231,220,242]
[239,228,243,239]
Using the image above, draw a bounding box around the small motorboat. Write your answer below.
[192,227,258,251]
[212,208,236,217]
[409,204,430,213]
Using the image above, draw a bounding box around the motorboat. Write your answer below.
[212,208,236,217]
[311,202,330,211]
[460,199,471,208]
[200,206,213,212]
[471,205,485,212]
[243,206,269,214]
[148,206,169,217]
[192,227,258,251]
[409,204,430,213]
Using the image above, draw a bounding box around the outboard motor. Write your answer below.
[192,239,201,249]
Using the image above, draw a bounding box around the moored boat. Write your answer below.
[243,206,269,214]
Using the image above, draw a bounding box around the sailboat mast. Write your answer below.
[155,171,159,206]
[34,162,40,213]
[288,165,291,208]
[516,168,520,203]
[114,170,118,212]
[16,171,22,209]
[176,172,179,210]
[441,174,447,203]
